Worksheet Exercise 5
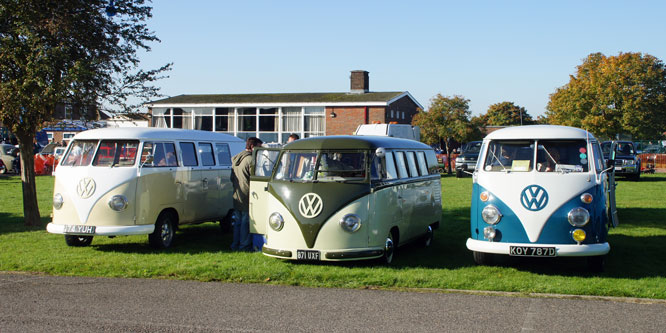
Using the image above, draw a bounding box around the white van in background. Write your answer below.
[354,123,420,141]
[46,128,245,249]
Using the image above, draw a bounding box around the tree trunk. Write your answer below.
[17,134,41,227]
[444,138,452,175]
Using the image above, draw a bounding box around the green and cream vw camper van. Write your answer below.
[46,128,244,248]
[250,136,442,263]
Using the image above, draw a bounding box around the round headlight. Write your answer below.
[567,207,590,227]
[53,193,64,209]
[339,214,362,233]
[269,212,284,231]
[481,205,502,225]
[108,195,128,211]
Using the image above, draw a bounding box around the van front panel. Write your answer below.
[52,166,138,227]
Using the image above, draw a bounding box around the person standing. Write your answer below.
[230,137,263,251]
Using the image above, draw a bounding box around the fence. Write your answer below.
[638,153,666,172]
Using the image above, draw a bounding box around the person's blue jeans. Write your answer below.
[231,210,251,251]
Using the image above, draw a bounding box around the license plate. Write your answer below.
[509,246,556,257]
[297,250,320,261]
[63,225,96,234]
[615,167,623,171]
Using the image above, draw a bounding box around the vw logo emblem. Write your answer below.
[298,193,323,218]
[77,177,96,199]
[520,185,548,211]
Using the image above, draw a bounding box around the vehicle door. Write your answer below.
[249,147,281,234]
[136,141,181,225]
[607,142,619,227]
[177,141,202,223]
[214,142,234,218]
[197,142,219,220]
[392,151,412,242]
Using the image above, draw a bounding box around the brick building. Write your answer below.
[147,71,423,143]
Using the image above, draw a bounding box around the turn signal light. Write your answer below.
[580,193,593,204]
[480,191,489,202]
[572,229,586,244]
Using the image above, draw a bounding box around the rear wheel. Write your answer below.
[455,169,463,178]
[149,211,176,249]
[219,210,233,233]
[472,251,495,265]
[65,235,93,247]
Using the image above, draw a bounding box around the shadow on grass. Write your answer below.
[0,212,49,235]
[91,223,235,255]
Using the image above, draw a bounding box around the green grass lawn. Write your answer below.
[0,174,665,299]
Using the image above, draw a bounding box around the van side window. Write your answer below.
[198,142,215,166]
[162,143,178,167]
[370,154,386,180]
[405,151,419,177]
[394,151,409,179]
[180,142,198,166]
[416,151,428,176]
[385,152,398,179]
[215,143,232,166]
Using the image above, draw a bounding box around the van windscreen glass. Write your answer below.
[61,140,99,167]
[536,140,589,173]
[274,151,366,182]
[483,140,533,172]
[93,140,139,167]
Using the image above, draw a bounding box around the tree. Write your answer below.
[412,94,480,174]
[481,101,534,126]
[0,0,171,226]
[545,52,666,140]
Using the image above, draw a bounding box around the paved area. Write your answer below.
[0,272,664,332]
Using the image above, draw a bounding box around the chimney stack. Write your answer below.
[350,70,369,94]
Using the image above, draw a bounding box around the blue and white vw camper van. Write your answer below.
[466,125,618,271]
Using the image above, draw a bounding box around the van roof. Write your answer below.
[283,135,431,150]
[485,125,596,141]
[72,127,244,142]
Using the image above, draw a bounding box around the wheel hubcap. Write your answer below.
[161,221,172,245]
[384,237,394,262]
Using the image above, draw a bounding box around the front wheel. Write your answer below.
[422,225,434,247]
[587,255,605,273]
[65,235,93,247]
[455,169,462,178]
[472,251,495,265]
[381,231,396,265]
[149,211,176,249]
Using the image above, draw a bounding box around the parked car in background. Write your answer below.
[601,141,640,181]
[0,159,6,174]
[0,144,19,174]
[455,141,482,178]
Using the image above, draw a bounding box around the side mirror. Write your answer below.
[606,159,615,169]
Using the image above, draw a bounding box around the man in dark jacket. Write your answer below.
[230,137,262,251]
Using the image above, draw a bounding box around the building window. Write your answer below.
[281,107,301,142]
[304,107,325,138]
[214,108,234,132]
[258,108,278,143]
[64,105,73,120]
[194,108,213,131]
